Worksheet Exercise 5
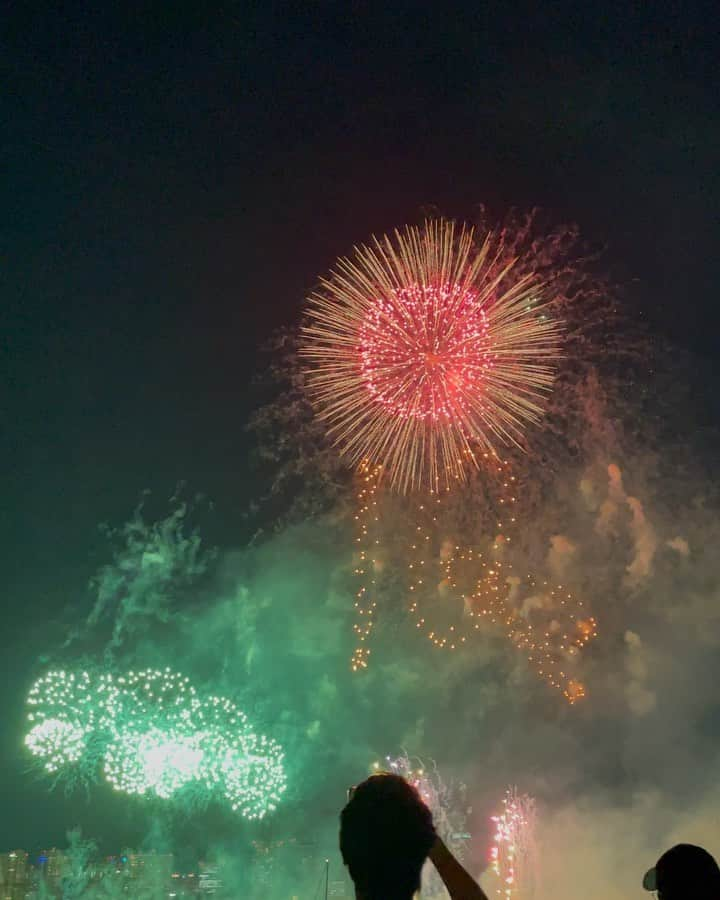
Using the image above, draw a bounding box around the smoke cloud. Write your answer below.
[31,410,720,900]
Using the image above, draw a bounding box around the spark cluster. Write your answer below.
[301,219,561,492]
[490,788,538,900]
[25,669,286,820]
[474,575,596,703]
[406,455,518,651]
[352,458,597,702]
[351,460,382,672]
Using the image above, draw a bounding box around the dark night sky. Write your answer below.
[2,1,720,854]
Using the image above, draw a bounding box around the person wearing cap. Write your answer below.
[643,844,720,898]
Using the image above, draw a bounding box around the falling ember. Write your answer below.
[301,219,562,492]
[350,460,382,672]
[351,458,597,702]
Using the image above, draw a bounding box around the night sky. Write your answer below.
[3,0,720,864]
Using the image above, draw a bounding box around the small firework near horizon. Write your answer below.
[25,668,287,820]
[300,219,561,493]
[490,788,539,900]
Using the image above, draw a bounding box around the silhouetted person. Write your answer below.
[644,844,720,899]
[340,772,488,900]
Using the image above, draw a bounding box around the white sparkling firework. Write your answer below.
[25,668,286,820]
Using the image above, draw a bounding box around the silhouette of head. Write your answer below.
[643,844,720,899]
[340,773,436,900]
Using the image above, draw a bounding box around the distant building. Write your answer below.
[169,870,199,897]
[37,848,67,889]
[0,845,210,899]
[198,860,222,895]
[125,849,174,883]
[0,851,29,900]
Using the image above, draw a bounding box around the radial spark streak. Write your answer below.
[301,220,561,492]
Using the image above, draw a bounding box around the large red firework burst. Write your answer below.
[300,220,562,492]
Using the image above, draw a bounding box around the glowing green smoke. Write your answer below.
[25,668,286,820]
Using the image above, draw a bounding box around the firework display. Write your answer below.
[352,458,597,701]
[490,788,538,900]
[25,669,286,820]
[301,218,597,700]
[19,210,620,880]
[301,220,561,492]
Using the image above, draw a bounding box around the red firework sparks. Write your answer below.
[358,283,492,424]
[301,219,561,492]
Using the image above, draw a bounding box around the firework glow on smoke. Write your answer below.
[299,218,599,699]
[351,458,597,701]
[301,219,562,492]
[25,668,286,820]
[490,788,539,900]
